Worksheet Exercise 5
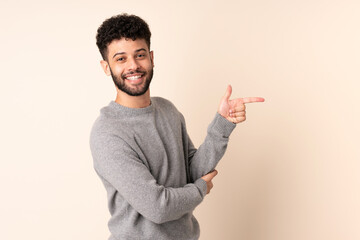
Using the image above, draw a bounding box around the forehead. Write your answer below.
[107,38,149,56]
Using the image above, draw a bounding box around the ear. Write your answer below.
[100,60,111,76]
[150,50,154,67]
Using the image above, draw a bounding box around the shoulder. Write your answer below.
[90,115,115,149]
[89,107,129,150]
[89,115,136,162]
[151,96,182,114]
[151,97,175,108]
[90,109,118,137]
[151,96,186,123]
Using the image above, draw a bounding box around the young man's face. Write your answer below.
[101,38,154,96]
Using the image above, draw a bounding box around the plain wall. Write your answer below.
[1,0,359,239]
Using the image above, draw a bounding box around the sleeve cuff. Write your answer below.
[208,112,236,138]
[194,178,207,198]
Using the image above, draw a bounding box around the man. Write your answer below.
[90,14,264,240]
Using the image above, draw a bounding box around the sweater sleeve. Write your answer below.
[186,113,236,181]
[90,133,207,224]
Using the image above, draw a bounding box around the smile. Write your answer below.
[126,75,142,80]
[124,73,145,85]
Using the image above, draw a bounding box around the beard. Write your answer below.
[110,68,153,96]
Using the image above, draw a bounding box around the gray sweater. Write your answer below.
[90,97,235,240]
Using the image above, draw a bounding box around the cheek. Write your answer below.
[111,65,124,75]
[145,61,154,70]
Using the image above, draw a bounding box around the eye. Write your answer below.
[137,53,146,58]
[117,57,125,62]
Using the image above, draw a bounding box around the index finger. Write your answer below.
[241,97,265,104]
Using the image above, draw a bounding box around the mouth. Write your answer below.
[124,73,144,85]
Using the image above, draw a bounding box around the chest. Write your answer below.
[125,113,187,186]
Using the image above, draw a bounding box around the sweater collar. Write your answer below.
[105,100,154,118]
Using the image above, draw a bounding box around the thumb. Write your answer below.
[222,85,232,101]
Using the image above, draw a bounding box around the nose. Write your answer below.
[127,57,140,71]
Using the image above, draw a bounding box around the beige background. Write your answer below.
[1,0,359,239]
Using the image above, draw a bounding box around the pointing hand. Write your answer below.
[217,85,265,124]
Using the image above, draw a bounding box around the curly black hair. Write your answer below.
[96,14,151,60]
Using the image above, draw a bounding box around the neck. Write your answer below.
[115,89,151,108]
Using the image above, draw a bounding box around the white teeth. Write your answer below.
[127,75,141,80]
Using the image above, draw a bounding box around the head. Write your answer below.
[96,14,154,96]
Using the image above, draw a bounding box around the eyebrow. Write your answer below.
[112,48,147,59]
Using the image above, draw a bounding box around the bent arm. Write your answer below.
[186,113,236,181]
[91,134,207,224]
